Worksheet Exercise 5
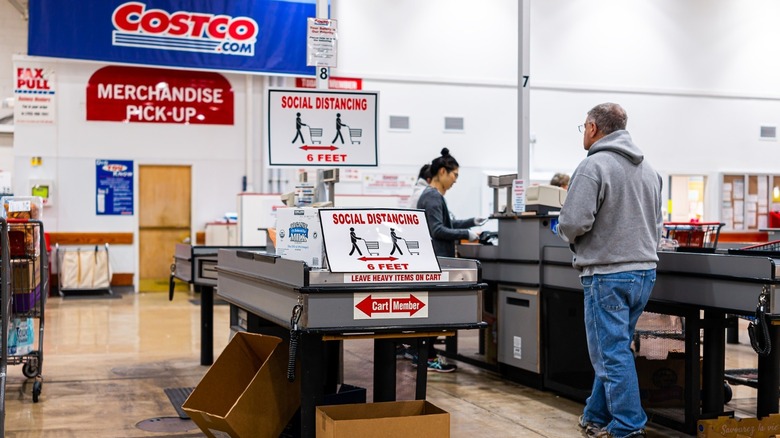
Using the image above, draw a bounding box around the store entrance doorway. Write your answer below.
[138,165,192,291]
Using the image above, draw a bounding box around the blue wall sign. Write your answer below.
[29,0,317,77]
[96,159,134,215]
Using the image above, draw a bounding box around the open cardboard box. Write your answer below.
[182,332,300,438]
[316,400,450,438]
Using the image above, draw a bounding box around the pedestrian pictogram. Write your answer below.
[292,112,307,144]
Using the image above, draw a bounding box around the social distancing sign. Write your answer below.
[318,209,440,273]
[268,89,378,166]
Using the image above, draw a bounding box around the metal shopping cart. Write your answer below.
[348,128,362,144]
[308,127,323,144]
[0,218,47,434]
[663,221,724,253]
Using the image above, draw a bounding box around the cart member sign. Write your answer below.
[353,292,428,320]
[268,89,378,167]
[28,0,315,77]
[318,208,439,273]
[86,66,234,125]
[96,159,134,215]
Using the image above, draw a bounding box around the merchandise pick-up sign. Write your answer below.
[86,65,234,125]
[354,292,428,319]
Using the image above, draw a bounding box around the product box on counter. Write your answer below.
[697,414,780,437]
[274,207,325,268]
[182,333,300,438]
[316,400,450,438]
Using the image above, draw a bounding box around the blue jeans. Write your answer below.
[581,270,656,438]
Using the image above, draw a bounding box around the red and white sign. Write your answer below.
[267,89,378,166]
[354,292,428,319]
[86,66,234,125]
[318,208,440,273]
[295,77,362,90]
[345,272,449,284]
[13,63,56,124]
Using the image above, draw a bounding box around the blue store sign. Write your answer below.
[96,159,134,216]
[29,0,317,76]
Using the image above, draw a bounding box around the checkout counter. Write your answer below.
[172,243,265,365]
[456,175,780,435]
[214,208,486,438]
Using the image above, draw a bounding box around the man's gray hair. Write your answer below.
[587,103,627,135]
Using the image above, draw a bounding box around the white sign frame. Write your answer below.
[268,89,378,167]
[318,208,440,273]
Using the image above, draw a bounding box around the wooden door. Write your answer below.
[139,165,191,291]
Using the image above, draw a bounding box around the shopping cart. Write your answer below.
[405,240,420,255]
[364,240,380,256]
[308,127,323,144]
[663,222,724,253]
[348,128,362,144]
[727,239,780,257]
[0,218,47,434]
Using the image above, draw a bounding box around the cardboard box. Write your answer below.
[697,414,780,437]
[281,384,367,438]
[12,258,41,313]
[636,352,686,408]
[12,258,41,290]
[182,333,300,438]
[316,400,450,438]
[275,207,325,268]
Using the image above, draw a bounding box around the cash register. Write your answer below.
[525,184,567,215]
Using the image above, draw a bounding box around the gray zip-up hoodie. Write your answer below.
[557,130,663,275]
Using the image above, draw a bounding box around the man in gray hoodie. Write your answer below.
[558,103,663,438]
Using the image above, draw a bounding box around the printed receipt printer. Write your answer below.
[525,184,567,215]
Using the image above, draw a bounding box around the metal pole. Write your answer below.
[517,0,530,183]
[316,0,329,90]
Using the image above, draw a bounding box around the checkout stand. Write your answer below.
[456,199,780,434]
[215,228,486,437]
[172,243,265,365]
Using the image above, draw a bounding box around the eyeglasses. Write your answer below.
[578,123,587,134]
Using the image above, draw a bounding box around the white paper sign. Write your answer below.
[307,18,338,67]
[318,208,440,273]
[268,89,378,167]
[13,63,56,124]
[512,179,526,213]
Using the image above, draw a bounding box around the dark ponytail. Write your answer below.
[430,148,459,177]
